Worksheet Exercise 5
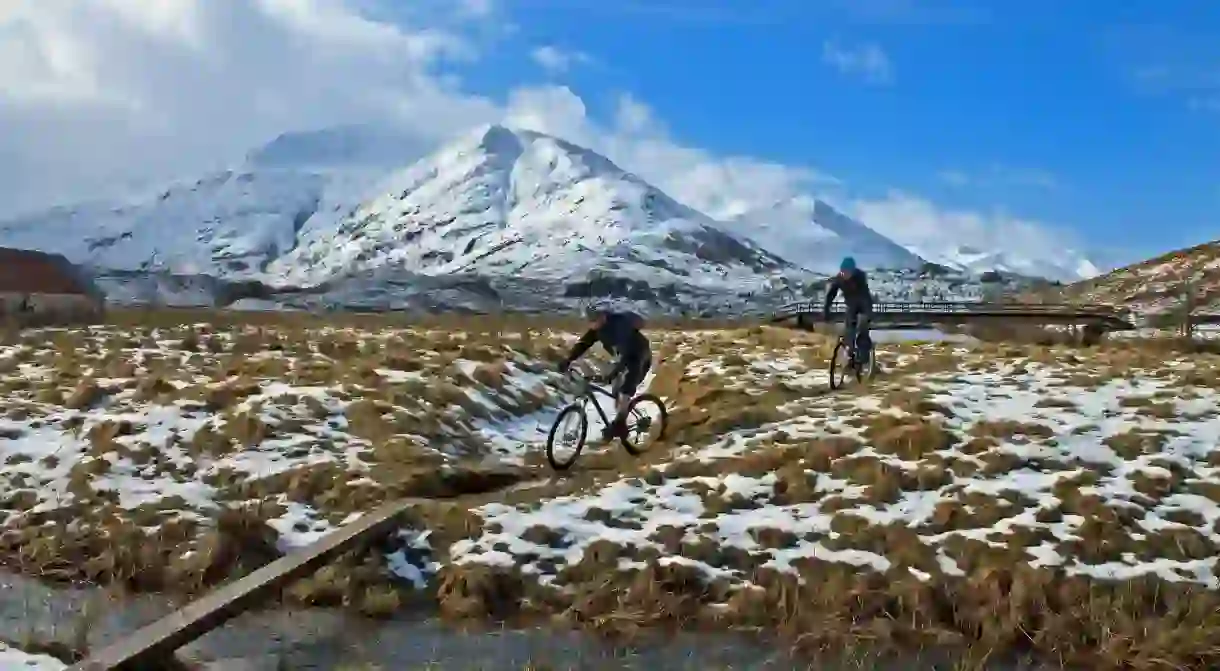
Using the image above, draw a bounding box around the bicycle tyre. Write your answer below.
[857,341,877,382]
[546,404,588,471]
[828,338,849,390]
[619,393,668,456]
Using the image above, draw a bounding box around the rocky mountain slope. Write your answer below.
[1065,239,1220,313]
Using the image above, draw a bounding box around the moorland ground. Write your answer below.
[1,309,1220,669]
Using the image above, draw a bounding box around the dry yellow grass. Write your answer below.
[3,309,1220,669]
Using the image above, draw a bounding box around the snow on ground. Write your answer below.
[0,318,636,593]
[5,313,1220,665]
[448,334,1220,598]
[0,642,66,670]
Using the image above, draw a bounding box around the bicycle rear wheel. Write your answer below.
[546,404,588,471]
[619,393,667,456]
[857,341,876,382]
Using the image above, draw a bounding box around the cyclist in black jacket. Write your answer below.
[558,307,653,439]
[823,256,874,360]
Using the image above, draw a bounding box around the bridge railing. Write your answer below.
[775,300,1133,322]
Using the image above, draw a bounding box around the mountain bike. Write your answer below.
[545,371,668,471]
[828,328,876,390]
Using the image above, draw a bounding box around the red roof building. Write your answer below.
[0,248,102,298]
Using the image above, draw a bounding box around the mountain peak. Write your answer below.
[244,124,427,170]
[719,197,924,273]
[460,123,527,159]
[267,125,785,287]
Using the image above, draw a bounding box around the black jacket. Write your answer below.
[823,268,873,315]
[567,312,649,366]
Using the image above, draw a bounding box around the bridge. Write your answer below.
[771,300,1136,333]
[1184,313,1220,325]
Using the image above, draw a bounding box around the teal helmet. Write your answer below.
[840,256,857,272]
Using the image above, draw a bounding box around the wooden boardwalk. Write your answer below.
[71,498,427,671]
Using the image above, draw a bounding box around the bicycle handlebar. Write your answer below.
[567,370,604,383]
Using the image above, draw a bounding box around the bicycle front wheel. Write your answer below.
[619,393,667,455]
[828,339,850,390]
[546,404,588,471]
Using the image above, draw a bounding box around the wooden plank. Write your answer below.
[71,498,426,671]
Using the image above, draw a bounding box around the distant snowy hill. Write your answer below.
[835,206,1102,283]
[720,197,925,273]
[912,243,1101,283]
[0,167,382,279]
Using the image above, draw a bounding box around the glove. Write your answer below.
[557,359,570,374]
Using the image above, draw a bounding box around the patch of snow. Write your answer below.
[0,642,67,670]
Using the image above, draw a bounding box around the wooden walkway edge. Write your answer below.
[71,498,426,671]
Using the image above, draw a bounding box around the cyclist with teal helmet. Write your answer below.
[823,256,874,363]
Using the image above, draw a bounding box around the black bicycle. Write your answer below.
[828,329,876,390]
[545,371,668,471]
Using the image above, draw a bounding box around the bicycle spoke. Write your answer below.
[617,395,666,456]
[557,414,582,447]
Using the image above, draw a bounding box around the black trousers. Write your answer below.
[613,349,652,399]
[844,307,872,356]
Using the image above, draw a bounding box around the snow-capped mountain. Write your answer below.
[837,195,1103,282]
[265,124,787,289]
[720,197,925,273]
[0,119,1095,314]
[916,244,1101,283]
[0,123,438,280]
[0,166,379,279]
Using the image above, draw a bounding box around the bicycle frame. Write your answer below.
[840,334,860,362]
[569,373,621,426]
[836,323,871,360]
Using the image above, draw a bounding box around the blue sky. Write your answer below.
[449,0,1220,265]
[3,0,1216,272]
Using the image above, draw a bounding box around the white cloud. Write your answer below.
[938,165,1059,190]
[530,45,592,75]
[0,0,496,215]
[457,0,495,18]
[0,0,1088,273]
[937,170,971,187]
[501,87,838,219]
[838,190,1091,272]
[822,39,893,85]
[1189,97,1220,112]
[1105,25,1220,113]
